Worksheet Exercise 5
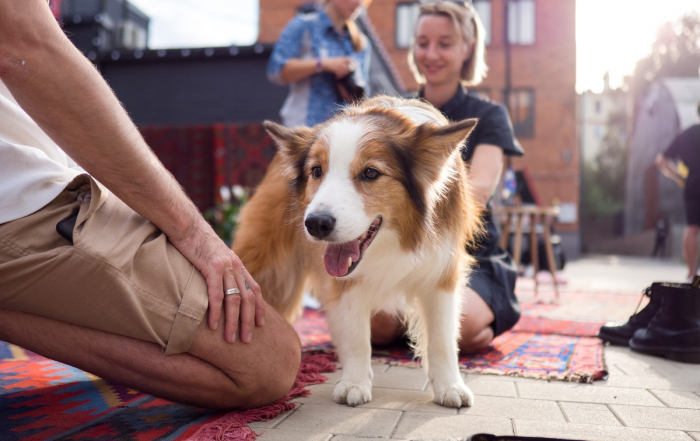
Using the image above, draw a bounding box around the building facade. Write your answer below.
[259,0,580,256]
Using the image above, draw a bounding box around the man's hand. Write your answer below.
[168,217,265,344]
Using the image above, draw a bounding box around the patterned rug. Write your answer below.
[297,306,608,383]
[0,342,334,441]
[0,304,607,440]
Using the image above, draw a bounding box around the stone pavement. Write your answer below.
[253,256,700,441]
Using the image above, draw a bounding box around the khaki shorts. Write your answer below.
[0,175,208,355]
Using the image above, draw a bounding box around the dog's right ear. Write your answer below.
[264,121,316,184]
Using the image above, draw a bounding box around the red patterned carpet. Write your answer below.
[297,304,608,383]
[1,300,608,440]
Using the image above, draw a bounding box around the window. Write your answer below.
[396,1,492,49]
[396,2,420,49]
[506,89,535,137]
[594,100,601,114]
[473,1,492,45]
[508,0,535,45]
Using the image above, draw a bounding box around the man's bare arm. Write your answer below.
[0,0,264,341]
[655,154,685,187]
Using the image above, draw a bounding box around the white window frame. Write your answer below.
[508,0,535,45]
[395,2,420,49]
[473,0,492,46]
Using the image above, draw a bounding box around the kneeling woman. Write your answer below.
[371,0,524,352]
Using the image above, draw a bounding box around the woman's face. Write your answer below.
[414,14,470,87]
[328,0,364,21]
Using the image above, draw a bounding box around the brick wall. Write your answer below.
[258,0,579,233]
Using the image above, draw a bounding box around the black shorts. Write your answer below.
[684,189,700,226]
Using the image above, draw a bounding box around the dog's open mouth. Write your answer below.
[323,216,382,277]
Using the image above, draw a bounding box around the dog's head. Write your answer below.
[264,96,478,278]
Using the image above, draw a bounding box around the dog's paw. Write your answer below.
[433,383,474,408]
[332,381,372,407]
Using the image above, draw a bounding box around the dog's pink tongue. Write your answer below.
[323,241,360,277]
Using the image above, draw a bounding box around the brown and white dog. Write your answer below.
[233,96,481,408]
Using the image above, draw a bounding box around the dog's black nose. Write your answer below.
[305,213,335,239]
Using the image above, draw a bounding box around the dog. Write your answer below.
[233,96,482,408]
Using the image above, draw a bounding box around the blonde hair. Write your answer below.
[325,0,372,52]
[408,1,487,86]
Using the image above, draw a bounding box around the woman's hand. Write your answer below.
[321,56,356,78]
[168,217,265,345]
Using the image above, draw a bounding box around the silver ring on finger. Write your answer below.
[225,288,241,296]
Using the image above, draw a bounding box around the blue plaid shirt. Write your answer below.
[267,9,370,127]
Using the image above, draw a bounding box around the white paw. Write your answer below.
[433,383,474,408]
[332,381,372,407]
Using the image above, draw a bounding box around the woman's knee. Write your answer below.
[370,311,403,346]
[459,325,494,353]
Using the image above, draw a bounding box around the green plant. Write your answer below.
[204,185,249,244]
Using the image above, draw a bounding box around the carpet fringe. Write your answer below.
[186,352,336,441]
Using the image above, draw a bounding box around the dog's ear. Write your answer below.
[263,120,316,187]
[409,118,478,180]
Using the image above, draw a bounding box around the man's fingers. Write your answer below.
[242,267,265,327]
[206,264,224,331]
[223,267,241,343]
[234,267,256,344]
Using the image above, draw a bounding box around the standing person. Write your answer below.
[0,0,301,409]
[267,0,371,127]
[655,102,700,282]
[370,0,524,353]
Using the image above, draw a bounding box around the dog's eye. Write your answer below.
[311,166,323,179]
[362,168,380,181]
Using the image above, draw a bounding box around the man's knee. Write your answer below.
[188,305,302,409]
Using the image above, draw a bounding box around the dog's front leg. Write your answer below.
[418,290,474,408]
[325,294,373,406]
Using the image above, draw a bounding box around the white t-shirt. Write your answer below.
[0,79,87,224]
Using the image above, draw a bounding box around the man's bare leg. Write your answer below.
[684,225,700,279]
[0,303,301,410]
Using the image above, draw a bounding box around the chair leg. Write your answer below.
[529,213,539,299]
[542,215,559,301]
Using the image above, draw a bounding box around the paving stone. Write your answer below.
[321,363,392,386]
[249,408,295,429]
[356,387,458,414]
[458,395,565,422]
[276,403,402,437]
[651,390,700,409]
[372,365,429,391]
[294,383,456,414]
[514,419,694,441]
[611,404,700,432]
[601,374,700,391]
[392,411,513,439]
[255,428,332,440]
[464,372,544,384]
[558,402,622,426]
[516,381,665,406]
[462,376,517,397]
[331,437,408,441]
[689,432,700,441]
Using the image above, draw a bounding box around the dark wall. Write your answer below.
[99,49,289,125]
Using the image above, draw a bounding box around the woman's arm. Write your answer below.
[279,57,355,84]
[468,144,505,207]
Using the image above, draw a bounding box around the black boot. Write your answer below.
[597,284,662,346]
[629,283,700,363]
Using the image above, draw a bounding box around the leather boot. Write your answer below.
[629,283,700,363]
[597,284,662,346]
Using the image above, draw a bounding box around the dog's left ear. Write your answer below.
[264,121,316,181]
[410,118,478,178]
